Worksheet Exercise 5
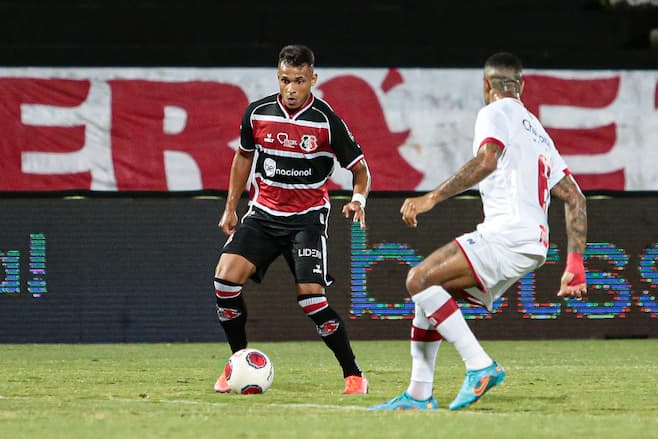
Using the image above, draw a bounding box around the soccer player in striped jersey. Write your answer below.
[213,44,370,395]
[370,52,587,411]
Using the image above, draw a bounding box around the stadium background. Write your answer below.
[0,0,657,342]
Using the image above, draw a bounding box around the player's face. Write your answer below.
[277,62,317,110]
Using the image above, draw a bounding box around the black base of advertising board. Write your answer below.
[0,193,656,342]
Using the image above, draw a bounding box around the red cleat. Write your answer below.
[343,375,368,394]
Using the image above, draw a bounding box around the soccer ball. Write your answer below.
[224,348,274,394]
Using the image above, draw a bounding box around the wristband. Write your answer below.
[351,193,367,209]
[565,252,585,286]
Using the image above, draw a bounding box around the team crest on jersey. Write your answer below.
[300,134,318,152]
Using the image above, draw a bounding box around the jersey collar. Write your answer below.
[277,93,315,120]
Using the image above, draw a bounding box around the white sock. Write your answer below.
[406,305,441,400]
[413,286,493,371]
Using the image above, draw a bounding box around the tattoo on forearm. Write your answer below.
[552,177,587,254]
[565,203,587,253]
[434,157,492,201]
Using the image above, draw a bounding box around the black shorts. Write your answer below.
[221,207,334,286]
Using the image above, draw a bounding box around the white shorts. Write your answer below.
[454,230,545,312]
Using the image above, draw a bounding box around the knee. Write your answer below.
[406,266,427,296]
[214,254,254,285]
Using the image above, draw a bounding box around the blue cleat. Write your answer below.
[449,361,506,410]
[369,391,438,411]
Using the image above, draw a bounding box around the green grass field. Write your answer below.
[1,340,656,439]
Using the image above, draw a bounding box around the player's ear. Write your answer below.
[519,78,525,96]
[311,72,318,87]
[483,78,491,92]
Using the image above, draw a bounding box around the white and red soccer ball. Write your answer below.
[224,348,274,394]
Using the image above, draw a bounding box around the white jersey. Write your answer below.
[472,97,569,257]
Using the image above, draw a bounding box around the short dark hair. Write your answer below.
[484,52,523,94]
[484,52,523,80]
[278,44,315,67]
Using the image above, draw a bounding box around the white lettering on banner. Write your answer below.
[163,105,187,135]
[164,151,202,190]
[162,105,203,190]
[20,79,116,190]
[0,67,656,191]
[536,71,658,190]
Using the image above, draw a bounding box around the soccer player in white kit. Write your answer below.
[370,52,588,411]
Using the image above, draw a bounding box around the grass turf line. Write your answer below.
[0,339,656,439]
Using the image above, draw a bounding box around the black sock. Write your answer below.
[298,294,362,378]
[214,278,247,353]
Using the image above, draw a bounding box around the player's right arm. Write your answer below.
[550,174,588,298]
[219,149,254,236]
[220,104,257,236]
[401,142,500,227]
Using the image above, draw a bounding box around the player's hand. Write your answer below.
[218,210,238,236]
[557,270,587,298]
[342,201,366,229]
[558,253,587,298]
[400,194,435,227]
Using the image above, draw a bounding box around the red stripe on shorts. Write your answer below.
[453,238,486,291]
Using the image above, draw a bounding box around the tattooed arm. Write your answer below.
[550,174,588,298]
[400,142,500,227]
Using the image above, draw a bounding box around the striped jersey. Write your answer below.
[240,93,365,216]
[473,97,569,256]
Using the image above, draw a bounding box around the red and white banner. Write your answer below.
[0,67,656,191]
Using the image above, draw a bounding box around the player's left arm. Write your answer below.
[550,174,588,298]
[326,108,371,229]
[401,142,500,227]
[342,159,371,229]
